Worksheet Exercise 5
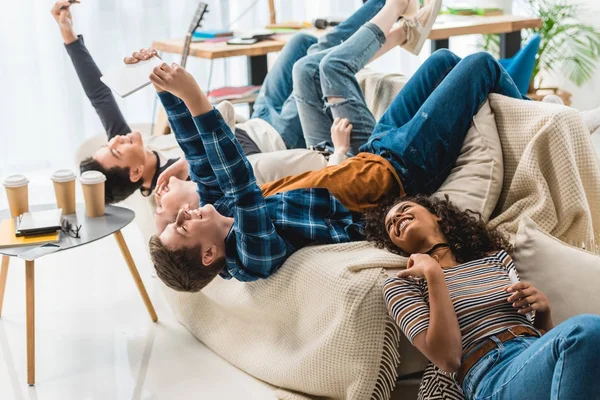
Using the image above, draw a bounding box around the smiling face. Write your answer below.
[159,205,229,267]
[384,201,446,255]
[154,177,200,232]
[93,132,146,180]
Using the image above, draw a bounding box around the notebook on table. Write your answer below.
[0,219,60,249]
[16,209,63,237]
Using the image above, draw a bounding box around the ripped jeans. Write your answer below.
[253,0,385,149]
[296,22,525,194]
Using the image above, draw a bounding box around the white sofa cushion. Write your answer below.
[436,100,503,221]
[513,217,600,324]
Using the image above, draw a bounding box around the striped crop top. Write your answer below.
[383,250,533,351]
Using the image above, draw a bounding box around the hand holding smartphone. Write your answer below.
[60,0,80,10]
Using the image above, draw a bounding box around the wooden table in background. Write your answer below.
[430,15,542,57]
[150,15,541,134]
[152,15,542,83]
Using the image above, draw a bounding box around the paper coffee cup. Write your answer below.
[3,174,29,218]
[80,171,106,218]
[51,169,77,215]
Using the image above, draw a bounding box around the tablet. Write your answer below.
[100,56,164,98]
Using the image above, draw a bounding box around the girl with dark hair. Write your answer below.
[365,195,600,399]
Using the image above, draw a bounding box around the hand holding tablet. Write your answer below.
[100,53,164,98]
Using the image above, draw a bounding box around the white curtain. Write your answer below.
[0,0,443,177]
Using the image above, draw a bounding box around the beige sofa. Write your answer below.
[79,70,600,400]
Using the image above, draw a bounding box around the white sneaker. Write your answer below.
[216,101,236,133]
[400,0,442,55]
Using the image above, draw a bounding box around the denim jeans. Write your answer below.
[252,0,385,149]
[293,0,386,153]
[462,315,600,400]
[251,33,317,149]
[360,49,526,195]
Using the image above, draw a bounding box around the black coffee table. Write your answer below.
[0,203,158,385]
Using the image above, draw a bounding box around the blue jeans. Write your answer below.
[293,0,386,153]
[252,0,385,149]
[462,315,600,400]
[251,33,317,149]
[361,48,525,195]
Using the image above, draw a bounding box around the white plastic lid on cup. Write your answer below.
[80,171,106,185]
[3,174,29,188]
[51,169,76,183]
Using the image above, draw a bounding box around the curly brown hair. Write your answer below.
[364,194,512,263]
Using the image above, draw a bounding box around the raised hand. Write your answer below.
[123,47,160,65]
[149,62,203,103]
[156,158,189,195]
[331,117,352,156]
[505,281,551,315]
[51,1,80,44]
[397,253,441,279]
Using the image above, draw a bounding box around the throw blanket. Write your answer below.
[164,242,407,400]
[160,93,600,399]
[488,94,600,253]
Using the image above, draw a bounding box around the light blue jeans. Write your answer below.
[294,22,386,154]
[463,315,600,400]
[251,32,316,149]
[297,20,524,194]
[292,0,385,153]
[252,0,385,149]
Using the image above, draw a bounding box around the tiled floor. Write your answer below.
[0,178,276,400]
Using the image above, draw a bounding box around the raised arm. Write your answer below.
[51,1,131,138]
[329,117,352,165]
[122,48,222,204]
[150,62,289,280]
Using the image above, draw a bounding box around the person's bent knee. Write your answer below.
[288,32,318,49]
[430,48,460,64]
[570,314,600,334]
[464,51,496,66]
[318,53,349,87]
[292,55,321,94]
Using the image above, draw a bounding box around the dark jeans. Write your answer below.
[361,49,526,195]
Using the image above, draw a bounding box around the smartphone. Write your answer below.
[227,38,259,45]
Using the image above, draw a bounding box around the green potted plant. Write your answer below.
[481,0,600,98]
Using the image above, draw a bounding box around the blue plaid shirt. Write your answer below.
[158,92,365,282]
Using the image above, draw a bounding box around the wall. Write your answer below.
[550,0,600,111]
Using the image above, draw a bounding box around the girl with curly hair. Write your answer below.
[365,195,600,399]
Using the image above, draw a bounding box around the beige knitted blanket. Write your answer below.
[163,242,407,400]
[161,93,600,400]
[488,94,600,252]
